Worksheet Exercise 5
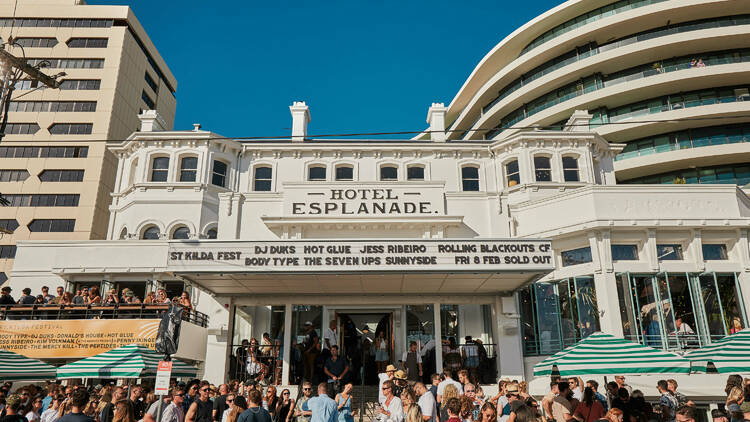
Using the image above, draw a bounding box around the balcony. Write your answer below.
[0,303,208,326]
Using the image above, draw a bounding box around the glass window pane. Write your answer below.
[309,166,326,181]
[172,227,190,239]
[611,244,638,260]
[700,274,727,341]
[255,167,272,180]
[535,283,561,354]
[702,244,728,260]
[616,274,640,341]
[716,274,747,334]
[142,226,160,240]
[407,166,424,180]
[335,166,353,181]
[406,305,435,376]
[633,275,663,348]
[519,287,539,355]
[290,305,322,384]
[380,166,398,181]
[574,277,600,338]
[657,244,683,260]
[561,247,592,266]
[558,280,578,347]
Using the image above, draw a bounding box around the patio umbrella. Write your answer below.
[686,329,750,373]
[0,349,57,381]
[57,344,197,379]
[533,332,691,377]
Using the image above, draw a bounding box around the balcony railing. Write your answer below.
[0,303,208,327]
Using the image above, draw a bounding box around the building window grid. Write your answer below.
[66,38,108,48]
[611,244,638,261]
[27,58,104,69]
[0,245,17,259]
[172,226,190,240]
[0,18,113,28]
[534,156,552,182]
[0,146,87,158]
[406,165,424,181]
[253,166,272,191]
[15,37,58,48]
[1,194,79,207]
[9,101,96,112]
[27,219,75,232]
[212,160,228,187]
[505,160,520,187]
[178,157,197,182]
[59,80,101,90]
[562,156,580,182]
[561,247,593,267]
[39,170,84,182]
[461,166,480,191]
[308,166,326,181]
[48,123,93,135]
[3,123,40,135]
[335,165,354,181]
[380,165,398,181]
[0,169,30,182]
[0,220,19,233]
[702,244,728,260]
[150,157,169,182]
[623,162,750,186]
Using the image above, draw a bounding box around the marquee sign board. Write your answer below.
[168,239,554,273]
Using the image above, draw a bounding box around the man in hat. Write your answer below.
[392,370,408,398]
[302,321,320,383]
[0,286,15,305]
[3,394,26,422]
[378,364,396,405]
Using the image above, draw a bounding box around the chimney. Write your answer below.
[138,110,166,132]
[290,101,311,142]
[426,103,447,142]
[563,110,593,132]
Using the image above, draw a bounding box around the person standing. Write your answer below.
[237,390,271,422]
[293,382,313,422]
[437,370,463,406]
[573,388,604,422]
[613,378,631,396]
[302,384,337,422]
[161,389,185,422]
[414,383,437,422]
[16,288,36,305]
[40,395,63,422]
[0,286,15,305]
[213,385,230,422]
[128,386,145,421]
[378,366,397,406]
[302,322,320,383]
[323,321,338,354]
[186,383,212,422]
[375,332,389,374]
[101,387,126,422]
[666,380,688,408]
[377,381,403,422]
[551,383,575,422]
[401,342,423,382]
[334,384,353,422]
[657,381,676,422]
[324,346,350,393]
[26,397,43,422]
[40,287,54,304]
[275,390,294,422]
[58,390,95,422]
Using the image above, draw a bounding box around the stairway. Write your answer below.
[352,385,381,422]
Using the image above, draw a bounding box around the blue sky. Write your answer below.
[90,1,561,138]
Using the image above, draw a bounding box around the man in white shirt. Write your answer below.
[378,365,396,405]
[162,388,186,422]
[323,320,338,351]
[414,383,437,422]
[401,341,423,382]
[436,369,463,405]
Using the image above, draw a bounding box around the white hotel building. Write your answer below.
[6,0,750,398]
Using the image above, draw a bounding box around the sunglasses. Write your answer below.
[382,387,390,391]
[283,392,290,395]
[227,399,234,403]
[200,388,209,392]
[303,388,311,391]
[175,394,185,397]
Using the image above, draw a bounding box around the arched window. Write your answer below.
[254,166,272,191]
[461,166,480,191]
[172,226,190,239]
[308,165,326,181]
[206,228,218,239]
[534,156,552,182]
[142,226,160,240]
[119,227,128,240]
[380,165,398,181]
[562,156,580,182]
[407,165,424,180]
[505,160,520,187]
[179,156,198,182]
[335,165,353,181]
[150,157,169,182]
[212,160,228,187]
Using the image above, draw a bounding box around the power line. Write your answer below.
[0,113,749,144]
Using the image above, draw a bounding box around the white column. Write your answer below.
[282,303,292,385]
[433,303,443,372]
[689,229,705,272]
[594,272,623,337]
[646,229,659,271]
[496,295,524,380]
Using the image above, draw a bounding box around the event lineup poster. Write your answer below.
[0,319,159,359]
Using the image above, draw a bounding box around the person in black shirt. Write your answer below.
[0,287,15,305]
[0,394,28,422]
[17,288,36,305]
[128,386,145,421]
[58,389,94,422]
[212,384,229,422]
[100,387,125,422]
[611,388,634,422]
[186,382,212,422]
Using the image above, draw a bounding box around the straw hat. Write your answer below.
[385,364,397,373]
[394,370,408,380]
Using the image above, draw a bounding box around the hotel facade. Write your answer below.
[4,0,750,401]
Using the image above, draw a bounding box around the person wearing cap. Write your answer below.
[0,286,15,305]
[379,365,397,405]
[392,371,408,399]
[3,394,27,422]
[302,322,320,383]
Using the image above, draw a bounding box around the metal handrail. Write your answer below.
[0,303,209,327]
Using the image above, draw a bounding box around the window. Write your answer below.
[27,58,104,69]
[505,160,520,186]
[206,228,218,239]
[0,18,114,28]
[212,160,228,187]
[172,227,190,240]
[28,219,75,232]
[48,123,93,135]
[308,166,326,181]
[59,80,100,90]
[702,244,728,260]
[380,165,398,181]
[0,245,17,258]
[4,123,40,135]
[407,165,424,180]
[657,244,683,260]
[39,146,87,158]
[0,170,29,182]
[142,226,160,240]
[2,194,79,207]
[561,247,592,266]
[0,220,19,233]
[179,157,197,182]
[611,244,638,261]
[150,157,169,182]
[38,170,84,182]
[141,91,155,109]
[144,72,158,93]
[562,156,580,182]
[254,166,272,191]
[534,156,552,182]
[66,37,108,48]
[461,166,480,191]
[335,165,353,181]
[16,37,58,48]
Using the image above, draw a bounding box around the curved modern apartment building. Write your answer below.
[440,0,750,185]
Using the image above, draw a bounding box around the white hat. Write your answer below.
[304,321,312,326]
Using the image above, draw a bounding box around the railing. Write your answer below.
[0,303,209,327]
[227,343,282,385]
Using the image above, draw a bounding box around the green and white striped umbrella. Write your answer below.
[0,350,57,381]
[686,329,750,373]
[57,344,197,379]
[533,332,691,377]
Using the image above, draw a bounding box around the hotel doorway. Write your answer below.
[335,312,392,385]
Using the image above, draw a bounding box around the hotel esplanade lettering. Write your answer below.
[287,186,443,216]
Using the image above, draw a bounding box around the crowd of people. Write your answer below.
[0,371,749,422]
[0,285,193,310]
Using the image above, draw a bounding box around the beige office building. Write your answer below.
[0,0,176,283]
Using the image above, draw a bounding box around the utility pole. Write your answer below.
[0,38,65,206]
